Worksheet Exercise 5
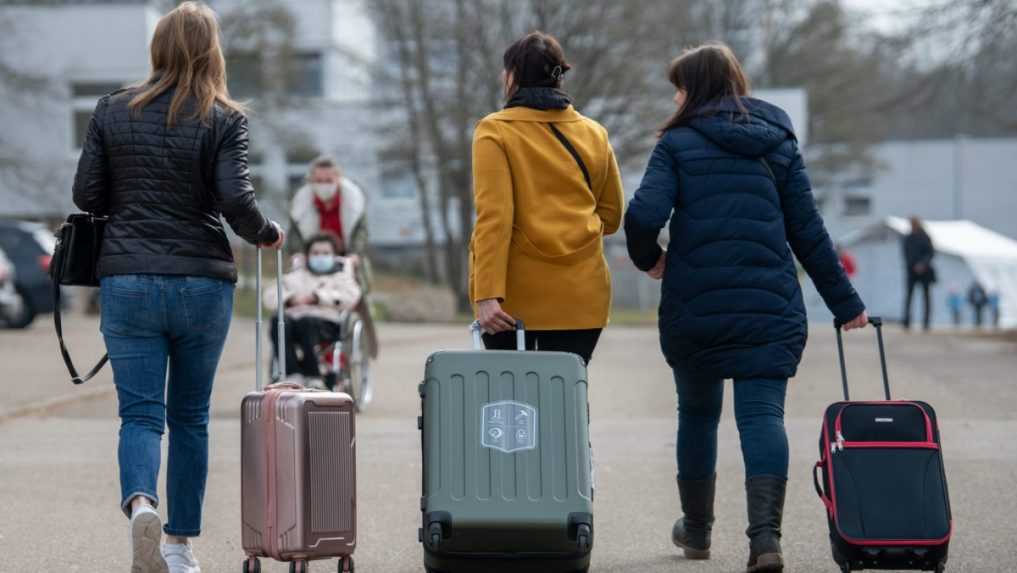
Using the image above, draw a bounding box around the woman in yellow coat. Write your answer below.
[471,31,625,363]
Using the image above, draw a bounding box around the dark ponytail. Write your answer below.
[503,31,571,93]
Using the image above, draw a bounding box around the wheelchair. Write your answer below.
[321,308,373,411]
[270,309,372,412]
[269,254,376,412]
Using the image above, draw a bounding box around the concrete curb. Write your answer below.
[0,383,115,424]
[0,356,257,425]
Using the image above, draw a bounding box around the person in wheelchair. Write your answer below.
[263,233,361,389]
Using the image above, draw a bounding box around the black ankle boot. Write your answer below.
[745,476,786,572]
[671,474,716,559]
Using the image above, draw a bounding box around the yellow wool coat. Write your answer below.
[469,105,625,330]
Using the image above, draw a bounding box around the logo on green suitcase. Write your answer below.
[481,401,537,453]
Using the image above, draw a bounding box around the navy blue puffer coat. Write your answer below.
[625,97,865,381]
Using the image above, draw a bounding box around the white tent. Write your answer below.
[803,217,1017,328]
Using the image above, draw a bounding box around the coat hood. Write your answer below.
[686,97,796,158]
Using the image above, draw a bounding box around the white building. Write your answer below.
[0,0,384,229]
[819,137,1017,242]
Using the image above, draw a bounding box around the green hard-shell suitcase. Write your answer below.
[418,321,594,573]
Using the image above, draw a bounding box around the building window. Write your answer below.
[71,81,126,149]
[286,143,321,165]
[379,160,418,200]
[226,52,323,100]
[289,53,324,97]
[72,110,94,149]
[72,82,126,98]
[843,194,872,217]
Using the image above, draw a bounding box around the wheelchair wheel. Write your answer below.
[345,315,372,412]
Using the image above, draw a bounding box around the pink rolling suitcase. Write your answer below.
[240,248,357,573]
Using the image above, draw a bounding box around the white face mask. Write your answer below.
[312,182,338,200]
[307,254,335,274]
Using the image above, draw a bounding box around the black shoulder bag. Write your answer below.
[50,213,108,384]
[547,124,593,191]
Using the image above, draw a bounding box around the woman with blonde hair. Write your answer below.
[471,31,625,363]
[72,3,283,571]
[625,44,867,572]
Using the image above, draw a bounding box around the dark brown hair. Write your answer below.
[503,31,571,93]
[304,232,343,258]
[659,43,750,136]
[130,2,244,127]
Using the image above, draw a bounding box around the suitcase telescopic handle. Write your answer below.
[255,247,286,391]
[833,316,890,401]
[470,319,526,351]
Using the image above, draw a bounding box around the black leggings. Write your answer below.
[482,328,603,364]
[270,315,341,378]
[903,276,932,330]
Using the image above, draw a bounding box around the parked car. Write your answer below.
[0,247,20,324]
[0,220,56,329]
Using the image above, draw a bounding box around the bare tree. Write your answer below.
[0,13,62,211]
[907,0,1017,132]
[369,0,684,308]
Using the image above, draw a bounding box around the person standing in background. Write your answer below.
[837,246,857,279]
[902,216,936,331]
[989,291,1001,329]
[947,285,963,327]
[969,282,988,329]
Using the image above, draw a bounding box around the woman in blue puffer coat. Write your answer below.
[624,44,868,573]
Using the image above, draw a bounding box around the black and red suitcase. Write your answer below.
[814,317,952,572]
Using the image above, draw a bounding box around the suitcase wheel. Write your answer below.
[936,563,946,573]
[840,565,850,573]
[337,556,355,573]
[576,523,592,552]
[242,557,261,573]
[289,560,309,573]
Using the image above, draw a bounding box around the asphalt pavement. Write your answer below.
[1,316,1015,572]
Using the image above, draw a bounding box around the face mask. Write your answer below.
[307,254,335,274]
[312,182,338,200]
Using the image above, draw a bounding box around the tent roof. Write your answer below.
[844,217,1017,262]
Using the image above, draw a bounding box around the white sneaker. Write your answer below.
[130,506,169,573]
[306,376,327,390]
[162,542,201,573]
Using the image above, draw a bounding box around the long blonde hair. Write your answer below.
[129,1,244,126]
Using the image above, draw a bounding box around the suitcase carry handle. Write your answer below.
[470,319,526,351]
[813,461,833,514]
[255,247,286,391]
[833,316,890,401]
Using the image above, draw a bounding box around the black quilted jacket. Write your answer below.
[72,86,278,282]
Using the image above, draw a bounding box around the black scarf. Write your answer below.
[505,87,572,111]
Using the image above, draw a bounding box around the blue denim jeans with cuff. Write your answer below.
[101,274,233,537]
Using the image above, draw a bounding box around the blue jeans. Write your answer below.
[101,274,234,537]
[674,373,789,480]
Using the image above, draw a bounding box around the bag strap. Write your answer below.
[52,267,108,385]
[548,124,593,192]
